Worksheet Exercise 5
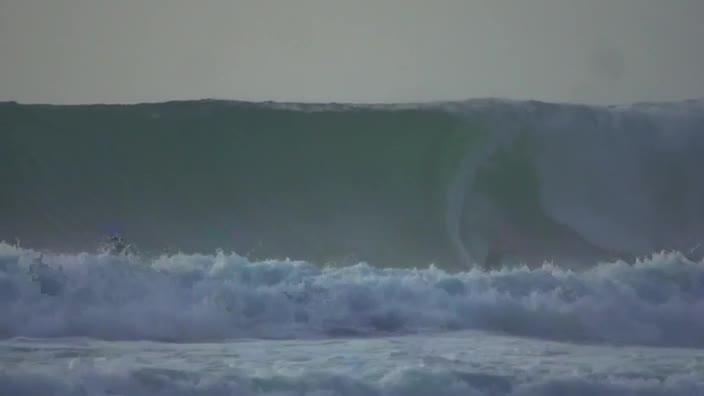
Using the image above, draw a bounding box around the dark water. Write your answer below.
[2,99,704,268]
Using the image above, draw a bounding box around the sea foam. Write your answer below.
[1,243,703,346]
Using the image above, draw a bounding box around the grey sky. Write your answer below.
[1,0,703,104]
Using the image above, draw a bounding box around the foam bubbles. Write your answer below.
[1,243,704,346]
[1,366,701,396]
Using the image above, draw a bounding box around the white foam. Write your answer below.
[1,331,702,396]
[2,243,704,346]
[2,369,701,396]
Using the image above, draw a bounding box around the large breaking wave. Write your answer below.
[2,98,704,269]
[2,243,704,347]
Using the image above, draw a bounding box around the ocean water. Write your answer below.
[3,98,704,268]
[3,331,703,396]
[1,244,704,394]
[2,98,704,394]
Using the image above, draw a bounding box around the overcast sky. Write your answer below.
[1,0,703,104]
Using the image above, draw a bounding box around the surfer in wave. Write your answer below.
[99,233,133,255]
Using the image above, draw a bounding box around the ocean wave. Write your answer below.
[3,99,704,269]
[2,243,703,346]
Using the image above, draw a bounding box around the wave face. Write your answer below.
[2,99,704,268]
[2,243,704,347]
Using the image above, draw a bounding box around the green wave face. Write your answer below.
[1,102,482,268]
[2,99,703,269]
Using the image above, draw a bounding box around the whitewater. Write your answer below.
[2,98,704,394]
[1,243,704,394]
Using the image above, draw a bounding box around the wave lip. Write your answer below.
[2,243,704,347]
